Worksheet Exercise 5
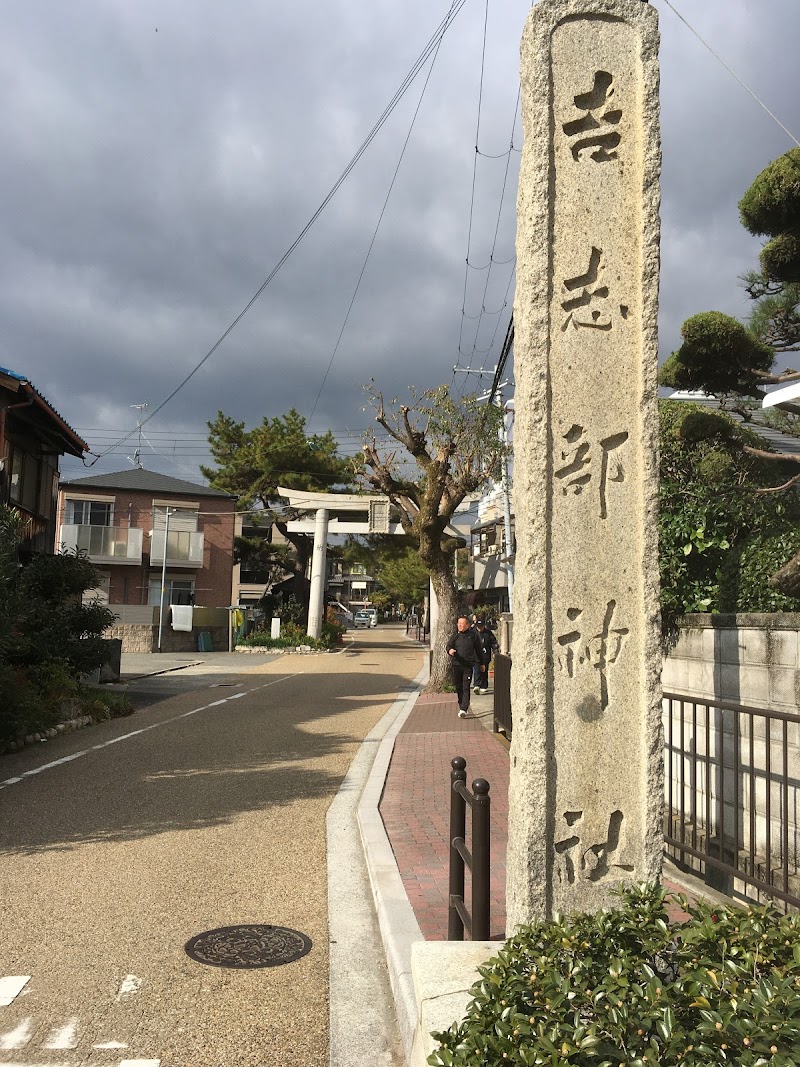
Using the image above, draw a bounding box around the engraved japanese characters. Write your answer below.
[507,0,662,925]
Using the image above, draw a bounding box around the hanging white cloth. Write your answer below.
[171,605,194,632]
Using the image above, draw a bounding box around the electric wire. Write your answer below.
[488,314,514,403]
[662,0,800,148]
[307,0,459,421]
[454,0,491,378]
[85,0,471,465]
[464,87,520,374]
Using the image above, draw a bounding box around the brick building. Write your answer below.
[57,468,237,651]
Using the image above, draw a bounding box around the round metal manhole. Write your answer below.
[185,924,312,969]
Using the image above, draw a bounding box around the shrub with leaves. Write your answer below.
[238,621,328,651]
[428,883,800,1067]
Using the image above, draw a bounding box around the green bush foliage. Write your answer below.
[428,883,800,1067]
[760,233,800,285]
[719,528,800,613]
[739,147,800,237]
[658,313,774,397]
[0,507,118,742]
[238,618,344,651]
[658,402,800,629]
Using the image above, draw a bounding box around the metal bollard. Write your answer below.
[471,778,491,940]
[448,756,467,940]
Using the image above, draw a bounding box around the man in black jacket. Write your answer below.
[446,615,482,717]
[472,617,499,694]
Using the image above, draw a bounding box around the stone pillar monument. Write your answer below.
[507,0,662,927]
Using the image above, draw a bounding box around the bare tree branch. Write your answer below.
[743,445,800,465]
[755,472,800,495]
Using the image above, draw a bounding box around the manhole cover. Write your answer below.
[185,924,312,968]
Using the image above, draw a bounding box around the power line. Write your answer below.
[465,89,520,373]
[662,0,800,148]
[308,0,462,421]
[85,0,472,466]
[455,0,491,379]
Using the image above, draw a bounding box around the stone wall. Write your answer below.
[663,614,800,903]
[109,606,229,654]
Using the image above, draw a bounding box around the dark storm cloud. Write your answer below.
[2,0,800,485]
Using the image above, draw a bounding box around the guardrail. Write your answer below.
[448,756,491,940]
[664,691,800,911]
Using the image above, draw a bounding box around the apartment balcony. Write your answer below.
[150,529,204,567]
[59,524,143,565]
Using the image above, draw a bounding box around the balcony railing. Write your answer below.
[59,524,143,565]
[150,529,204,567]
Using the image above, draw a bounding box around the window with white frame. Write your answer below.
[66,499,114,526]
[148,578,196,606]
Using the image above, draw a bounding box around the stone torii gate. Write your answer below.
[277,487,400,638]
[277,486,472,640]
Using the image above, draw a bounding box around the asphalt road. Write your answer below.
[0,627,423,1067]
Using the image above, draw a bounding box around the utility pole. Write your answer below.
[453,365,514,611]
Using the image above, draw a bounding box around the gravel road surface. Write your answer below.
[0,628,422,1067]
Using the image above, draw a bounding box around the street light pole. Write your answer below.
[156,506,173,653]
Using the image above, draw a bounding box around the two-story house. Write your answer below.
[0,365,88,556]
[57,468,237,651]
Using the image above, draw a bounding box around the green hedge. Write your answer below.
[429,883,800,1067]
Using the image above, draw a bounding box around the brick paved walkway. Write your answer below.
[380,692,509,940]
[379,690,702,941]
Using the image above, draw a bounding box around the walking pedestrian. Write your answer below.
[446,615,482,717]
[472,617,498,693]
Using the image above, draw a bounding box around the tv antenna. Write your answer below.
[128,402,148,468]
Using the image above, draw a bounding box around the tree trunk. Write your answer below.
[768,549,800,599]
[427,557,460,693]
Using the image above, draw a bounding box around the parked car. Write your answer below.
[353,611,372,628]
[364,607,378,627]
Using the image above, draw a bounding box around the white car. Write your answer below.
[353,611,372,628]
[364,608,378,627]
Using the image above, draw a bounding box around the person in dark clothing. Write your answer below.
[446,615,482,717]
[472,617,498,693]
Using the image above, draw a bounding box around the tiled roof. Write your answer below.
[59,467,235,497]
[0,364,88,455]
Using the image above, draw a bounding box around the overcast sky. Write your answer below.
[2,0,799,485]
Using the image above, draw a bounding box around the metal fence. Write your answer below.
[448,757,491,940]
[493,652,513,737]
[664,691,800,911]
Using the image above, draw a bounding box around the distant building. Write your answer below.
[0,365,88,555]
[470,482,515,614]
[57,468,237,651]
[326,557,377,610]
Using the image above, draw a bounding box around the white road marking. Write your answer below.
[94,1040,129,1049]
[0,976,30,1006]
[0,673,302,791]
[42,1017,79,1049]
[0,1016,34,1049]
[119,1060,161,1066]
[115,975,142,1001]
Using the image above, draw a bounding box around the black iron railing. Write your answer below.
[448,756,491,940]
[664,691,800,911]
[493,653,513,737]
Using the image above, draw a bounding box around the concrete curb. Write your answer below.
[328,660,428,1067]
[356,663,430,1063]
